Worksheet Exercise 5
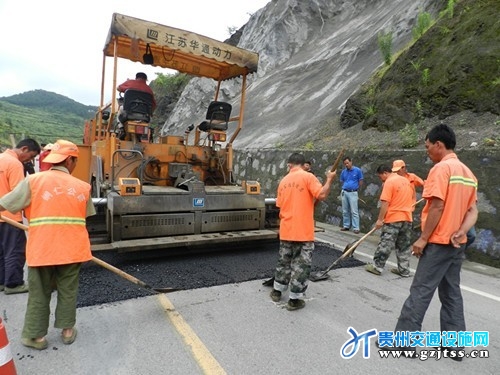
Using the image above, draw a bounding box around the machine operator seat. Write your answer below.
[198,101,232,132]
[118,89,154,124]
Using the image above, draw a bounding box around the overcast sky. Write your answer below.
[0,0,269,106]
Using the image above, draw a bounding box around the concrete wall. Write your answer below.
[233,149,500,267]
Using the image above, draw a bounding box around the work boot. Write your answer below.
[365,264,382,276]
[4,283,29,294]
[286,299,305,311]
[390,267,411,278]
[270,289,281,302]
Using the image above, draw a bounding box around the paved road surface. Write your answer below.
[2,223,499,374]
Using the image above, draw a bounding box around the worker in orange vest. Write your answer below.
[0,140,95,350]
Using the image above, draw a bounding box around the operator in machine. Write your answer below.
[115,72,157,140]
[117,72,157,111]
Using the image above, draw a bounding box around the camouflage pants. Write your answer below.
[373,221,412,275]
[273,241,313,299]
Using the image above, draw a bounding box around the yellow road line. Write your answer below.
[157,294,227,375]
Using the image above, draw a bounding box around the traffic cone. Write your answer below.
[0,317,17,375]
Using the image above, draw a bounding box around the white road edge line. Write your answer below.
[354,250,500,303]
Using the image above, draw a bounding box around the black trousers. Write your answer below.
[0,222,27,287]
[395,243,466,346]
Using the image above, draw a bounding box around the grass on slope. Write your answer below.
[0,100,85,147]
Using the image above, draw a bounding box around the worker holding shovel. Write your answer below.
[0,140,94,350]
[365,164,414,277]
[269,153,336,311]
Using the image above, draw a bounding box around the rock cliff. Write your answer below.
[160,0,446,148]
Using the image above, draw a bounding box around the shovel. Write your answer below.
[0,214,179,294]
[309,227,377,282]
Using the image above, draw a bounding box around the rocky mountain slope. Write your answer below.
[159,0,499,151]
[341,0,500,138]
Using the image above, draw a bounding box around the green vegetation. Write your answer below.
[412,11,433,39]
[0,97,85,148]
[410,59,422,72]
[1,89,96,118]
[275,141,284,150]
[151,72,191,96]
[399,123,419,148]
[364,104,376,117]
[341,0,500,133]
[367,86,376,98]
[149,72,192,128]
[439,26,451,35]
[303,141,314,151]
[421,68,430,86]
[440,0,457,19]
[377,31,393,66]
[483,137,496,146]
[415,100,423,120]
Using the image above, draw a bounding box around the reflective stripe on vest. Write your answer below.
[30,217,86,226]
[449,175,478,188]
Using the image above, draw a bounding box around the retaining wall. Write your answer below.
[233,149,500,267]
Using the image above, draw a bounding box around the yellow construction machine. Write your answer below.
[77,13,278,252]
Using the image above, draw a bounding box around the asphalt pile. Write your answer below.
[77,241,365,307]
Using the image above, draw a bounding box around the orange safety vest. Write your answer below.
[23,170,92,266]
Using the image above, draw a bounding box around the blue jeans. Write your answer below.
[342,190,360,231]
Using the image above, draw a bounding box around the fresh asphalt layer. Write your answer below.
[74,240,364,308]
[2,223,499,375]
